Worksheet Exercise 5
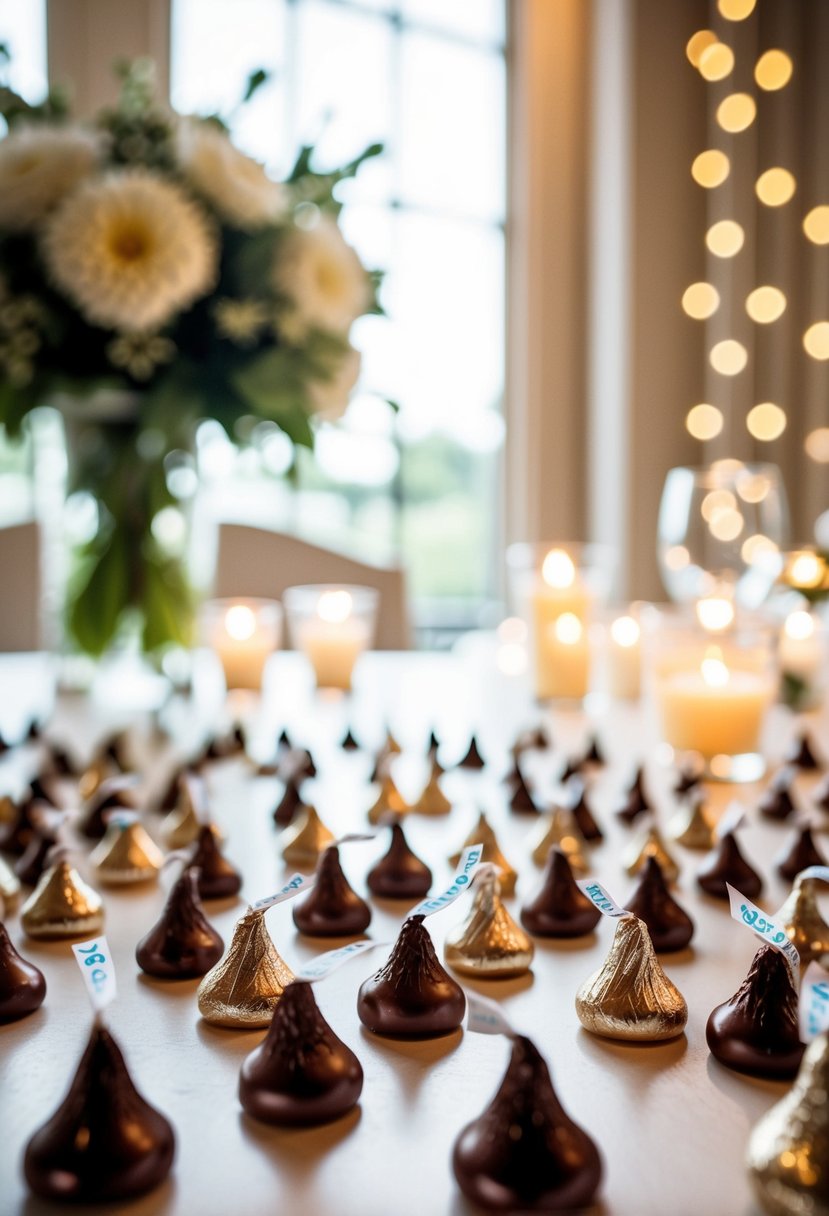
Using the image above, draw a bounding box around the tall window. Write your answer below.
[171,0,506,633]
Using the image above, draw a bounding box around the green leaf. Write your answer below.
[242,69,269,103]
[141,551,194,652]
[66,534,130,657]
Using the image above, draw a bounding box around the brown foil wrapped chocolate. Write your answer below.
[366,822,432,900]
[521,848,601,939]
[136,866,224,979]
[357,914,465,1038]
[0,921,46,1021]
[696,832,763,901]
[292,845,371,937]
[706,945,804,1080]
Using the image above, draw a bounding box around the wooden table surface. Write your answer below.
[1,645,827,1216]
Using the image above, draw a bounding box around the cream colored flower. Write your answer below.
[307,346,361,421]
[213,297,270,346]
[175,119,287,230]
[107,332,176,380]
[0,125,99,231]
[272,216,372,337]
[42,169,217,332]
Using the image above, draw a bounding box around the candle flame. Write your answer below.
[317,589,353,624]
[554,612,583,644]
[784,610,815,641]
[701,655,729,688]
[610,615,640,647]
[695,596,735,632]
[542,549,576,589]
[789,552,824,589]
[225,604,257,641]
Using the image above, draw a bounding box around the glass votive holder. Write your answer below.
[779,608,827,711]
[647,610,777,782]
[603,605,643,701]
[283,585,379,692]
[201,598,283,691]
[506,542,614,703]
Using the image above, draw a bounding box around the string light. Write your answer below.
[686,404,723,440]
[692,149,730,187]
[755,49,793,91]
[706,220,744,257]
[756,168,796,206]
[804,322,829,360]
[717,93,756,133]
[710,339,748,375]
[746,286,786,324]
[686,30,718,67]
[718,0,756,18]
[682,282,720,319]
[699,42,735,81]
[804,206,829,245]
[747,403,786,440]
[805,429,829,462]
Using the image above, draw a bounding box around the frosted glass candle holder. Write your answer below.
[202,598,282,692]
[284,585,378,691]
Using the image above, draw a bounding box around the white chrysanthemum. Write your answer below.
[273,217,372,337]
[213,297,270,346]
[307,346,361,421]
[0,125,99,231]
[176,119,287,230]
[42,169,218,332]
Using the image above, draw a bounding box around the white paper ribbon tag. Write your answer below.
[800,962,829,1043]
[726,883,800,973]
[184,773,210,825]
[409,844,483,918]
[248,873,315,912]
[72,936,117,1012]
[577,879,630,919]
[716,801,747,840]
[465,991,516,1038]
[106,810,139,829]
[336,832,377,846]
[795,866,829,885]
[296,939,388,982]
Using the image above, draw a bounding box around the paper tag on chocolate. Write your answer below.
[716,801,747,840]
[248,873,314,912]
[800,962,829,1043]
[409,844,483,918]
[72,936,117,1012]
[795,866,829,885]
[465,991,515,1038]
[106,810,139,829]
[296,939,388,982]
[726,883,800,973]
[184,773,210,824]
[577,880,630,919]
[336,832,377,846]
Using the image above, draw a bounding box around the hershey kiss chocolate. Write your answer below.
[450,813,517,896]
[706,945,804,1079]
[444,868,533,978]
[292,846,371,937]
[21,861,104,940]
[778,876,829,970]
[197,907,295,1027]
[281,806,335,869]
[457,736,485,769]
[189,824,242,900]
[136,866,224,979]
[366,822,432,900]
[624,857,694,952]
[0,921,46,1021]
[614,765,652,826]
[357,915,465,1038]
[521,848,601,939]
[696,832,763,901]
[775,825,827,883]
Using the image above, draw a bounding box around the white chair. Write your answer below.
[0,521,42,651]
[213,523,411,650]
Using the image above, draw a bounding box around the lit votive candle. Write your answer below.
[779,610,825,710]
[285,585,378,692]
[607,614,641,700]
[204,599,282,691]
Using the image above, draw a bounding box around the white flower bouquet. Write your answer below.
[0,57,381,656]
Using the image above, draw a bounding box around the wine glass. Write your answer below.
[657,462,788,610]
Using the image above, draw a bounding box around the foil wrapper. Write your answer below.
[161,787,202,849]
[280,806,335,869]
[197,908,295,1027]
[747,1033,829,1216]
[530,807,588,874]
[623,826,680,884]
[412,770,451,816]
[368,772,411,824]
[669,797,714,850]
[444,869,533,977]
[21,861,104,940]
[0,853,21,913]
[575,915,687,1041]
[449,812,517,897]
[91,822,164,886]
[780,878,829,972]
[78,755,112,803]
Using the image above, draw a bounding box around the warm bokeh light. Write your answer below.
[755,49,793,91]
[804,206,829,245]
[702,489,737,522]
[686,29,719,67]
[542,549,576,589]
[497,616,528,645]
[784,610,815,642]
[805,428,829,463]
[701,655,730,687]
[686,404,724,440]
[718,0,756,18]
[706,220,745,257]
[696,596,735,631]
[804,322,829,360]
[692,149,730,188]
[746,286,786,324]
[716,93,756,133]
[699,42,735,81]
[554,613,583,644]
[665,545,691,571]
[736,471,771,503]
[317,589,354,623]
[683,282,720,319]
[225,604,257,641]
[610,615,640,648]
[741,533,778,564]
[710,339,748,375]
[756,167,796,206]
[712,458,745,476]
[708,507,745,542]
[787,551,824,589]
[747,402,787,440]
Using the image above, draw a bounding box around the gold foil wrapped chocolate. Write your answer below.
[449,812,517,897]
[623,825,680,884]
[780,876,829,971]
[747,1032,829,1215]
[412,767,451,816]
[161,781,202,849]
[0,853,21,913]
[197,908,295,1027]
[669,794,714,851]
[78,754,114,803]
[575,914,687,1041]
[21,860,104,940]
[368,771,411,824]
[91,819,164,886]
[530,807,588,874]
[444,868,533,978]
[280,805,335,869]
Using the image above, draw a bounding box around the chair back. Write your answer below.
[0,521,41,651]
